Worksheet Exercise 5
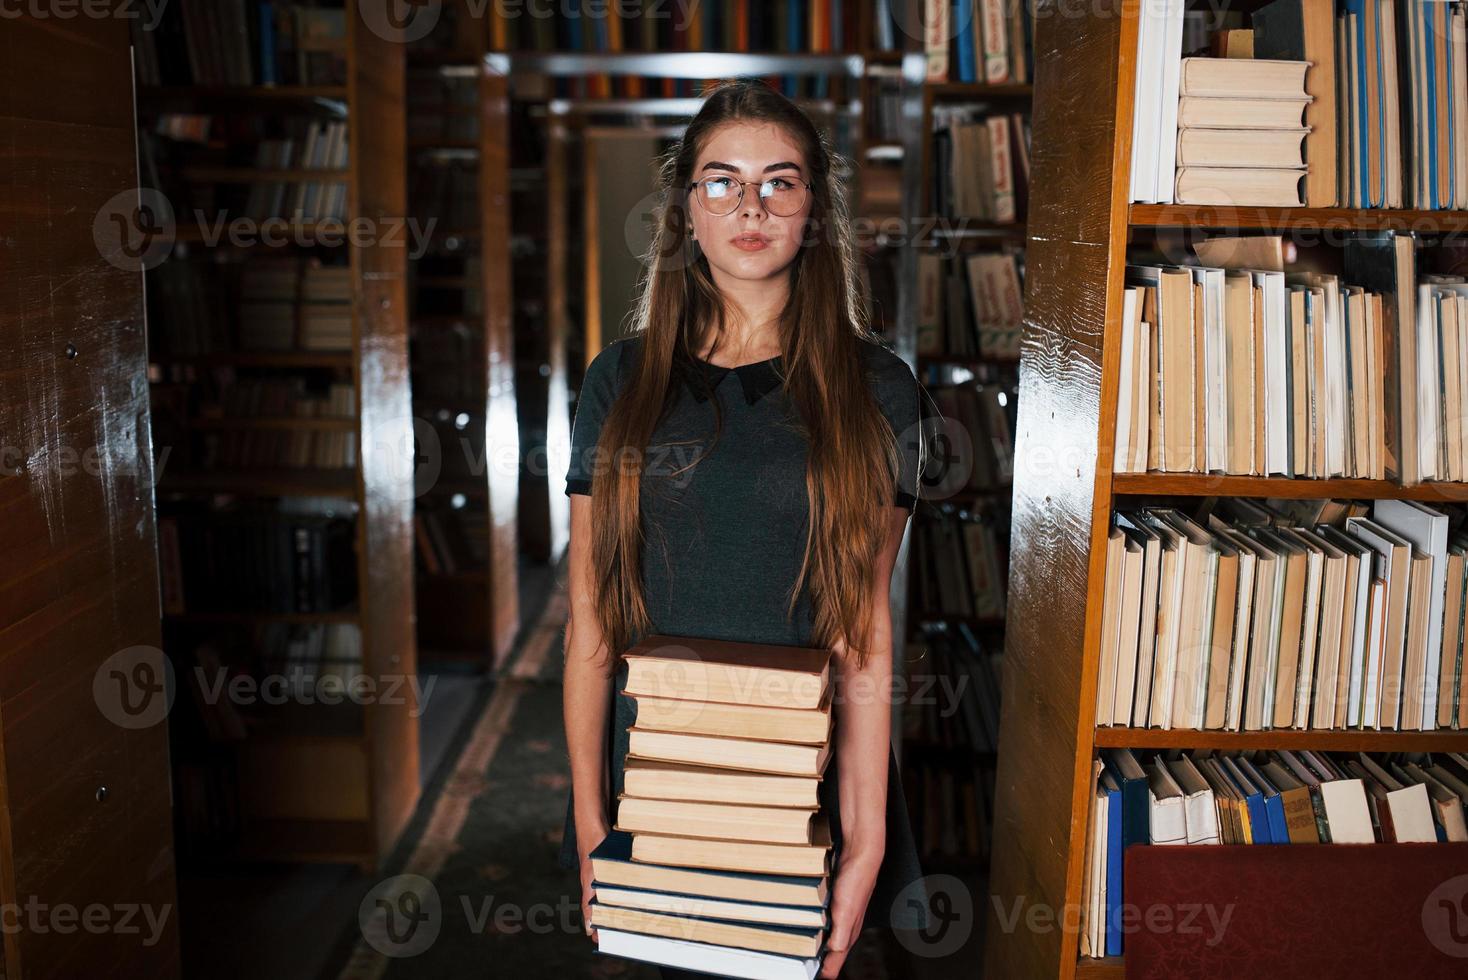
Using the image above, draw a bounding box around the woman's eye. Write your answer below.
[705,177,735,192]
[765,178,794,191]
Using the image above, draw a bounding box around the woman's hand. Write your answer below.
[577,817,610,943]
[820,844,884,978]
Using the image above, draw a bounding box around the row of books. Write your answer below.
[911,507,1008,620]
[413,506,489,577]
[928,378,1017,489]
[932,108,1030,224]
[409,165,479,238]
[1097,499,1468,733]
[920,0,1033,84]
[905,759,994,865]
[406,75,478,145]
[240,261,353,352]
[132,2,348,88]
[900,628,1003,756]
[591,636,835,980]
[1082,747,1468,959]
[1121,235,1468,485]
[1131,0,1468,209]
[916,250,1025,360]
[243,120,350,223]
[157,512,355,616]
[197,378,354,421]
[199,427,356,470]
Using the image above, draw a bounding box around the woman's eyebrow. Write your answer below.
[699,160,805,174]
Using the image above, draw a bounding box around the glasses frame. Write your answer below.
[686,175,814,217]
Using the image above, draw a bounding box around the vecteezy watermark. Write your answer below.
[0,898,172,947]
[989,895,1235,946]
[0,0,169,29]
[93,646,176,731]
[355,0,701,44]
[892,875,972,959]
[0,440,172,487]
[358,875,584,956]
[360,875,442,958]
[1423,873,1468,958]
[94,188,176,274]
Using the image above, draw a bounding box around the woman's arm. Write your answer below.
[563,493,614,937]
[820,505,910,979]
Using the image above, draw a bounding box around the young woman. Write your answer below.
[558,80,928,978]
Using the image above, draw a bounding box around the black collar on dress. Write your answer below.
[680,354,786,406]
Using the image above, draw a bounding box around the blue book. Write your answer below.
[783,0,803,98]
[1240,757,1290,843]
[954,0,976,84]
[1101,749,1151,850]
[1102,769,1124,958]
[258,2,276,86]
[1222,756,1272,844]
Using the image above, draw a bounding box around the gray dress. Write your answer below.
[558,333,928,930]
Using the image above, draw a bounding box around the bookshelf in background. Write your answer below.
[403,13,522,667]
[989,4,1468,979]
[134,0,417,871]
[888,5,1032,882]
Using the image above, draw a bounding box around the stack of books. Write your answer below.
[1171,57,1313,206]
[589,635,835,980]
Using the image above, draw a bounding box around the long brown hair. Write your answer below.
[586,79,910,668]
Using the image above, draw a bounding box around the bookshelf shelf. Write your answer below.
[1092,727,1468,753]
[188,416,356,432]
[157,468,357,499]
[139,84,350,103]
[151,351,353,369]
[166,608,358,625]
[1111,473,1468,502]
[181,167,350,183]
[927,82,1035,101]
[1074,957,1125,980]
[1129,204,1468,233]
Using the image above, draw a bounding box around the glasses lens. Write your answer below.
[760,178,807,216]
[697,177,741,215]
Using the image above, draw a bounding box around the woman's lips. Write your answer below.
[730,233,770,252]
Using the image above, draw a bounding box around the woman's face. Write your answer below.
[686,121,812,285]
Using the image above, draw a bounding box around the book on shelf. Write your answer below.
[134,2,348,89]
[1131,0,1468,209]
[931,108,1031,225]
[911,506,1008,619]
[1096,499,1468,733]
[923,0,1033,84]
[916,250,1026,361]
[596,634,834,976]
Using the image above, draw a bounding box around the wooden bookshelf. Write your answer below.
[1130,203,1468,233]
[987,7,1468,979]
[137,0,419,871]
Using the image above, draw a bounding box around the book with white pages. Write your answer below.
[1166,755,1221,844]
[1295,526,1348,729]
[1346,517,1413,729]
[1415,284,1445,482]
[1154,0,1187,203]
[1149,509,1217,730]
[1223,271,1259,475]
[595,929,819,980]
[1207,521,1258,731]
[1201,531,1241,731]
[1293,749,1375,843]
[1128,0,1162,202]
[1145,759,1188,845]
[1250,270,1292,475]
[1373,499,1449,731]
[1356,753,1436,842]
[592,886,828,929]
[1133,511,1185,729]
[1113,527,1147,730]
[1082,760,1105,958]
[1240,527,1285,732]
[1113,288,1141,475]
[1252,526,1306,730]
[1191,266,1228,473]
[1317,526,1374,729]
[1401,763,1468,841]
[1095,525,1126,727]
[1282,527,1326,730]
[1116,513,1162,728]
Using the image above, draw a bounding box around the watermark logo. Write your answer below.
[908,415,976,504]
[358,0,443,43]
[359,874,442,957]
[893,874,972,959]
[626,189,697,273]
[93,646,175,730]
[1423,873,1468,958]
[364,414,443,502]
[94,188,175,273]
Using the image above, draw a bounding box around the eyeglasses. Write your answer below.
[688,175,811,217]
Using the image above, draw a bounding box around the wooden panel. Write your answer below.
[239,740,370,822]
[546,124,572,558]
[480,69,522,665]
[984,3,1135,979]
[348,2,420,863]
[0,12,179,979]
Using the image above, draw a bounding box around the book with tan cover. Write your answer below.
[624,634,831,710]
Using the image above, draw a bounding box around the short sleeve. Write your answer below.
[868,344,923,512]
[564,340,626,497]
